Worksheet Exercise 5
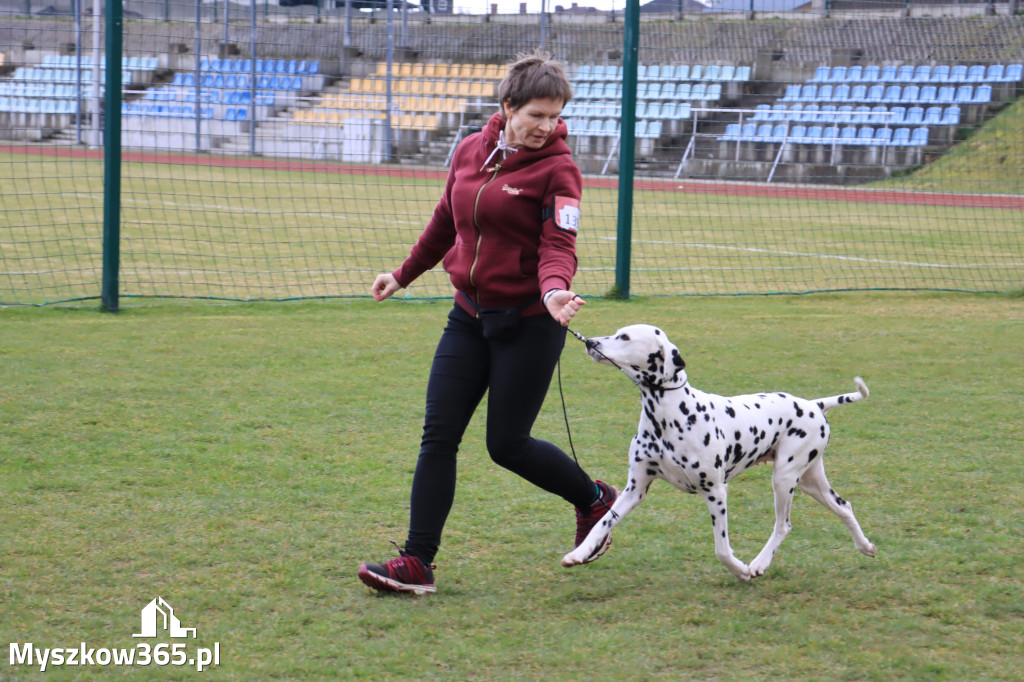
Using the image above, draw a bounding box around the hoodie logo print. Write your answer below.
[502,184,523,196]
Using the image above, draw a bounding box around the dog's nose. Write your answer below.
[585,338,598,350]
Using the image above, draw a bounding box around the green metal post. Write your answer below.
[614,0,639,299]
[101,0,123,312]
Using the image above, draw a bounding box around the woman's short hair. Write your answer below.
[497,50,573,118]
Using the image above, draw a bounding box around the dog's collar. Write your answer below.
[642,377,688,392]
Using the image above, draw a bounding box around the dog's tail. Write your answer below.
[816,377,869,413]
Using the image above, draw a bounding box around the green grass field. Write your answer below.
[2,293,1022,679]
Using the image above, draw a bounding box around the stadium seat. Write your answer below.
[718,123,741,141]
[690,64,704,81]
[1002,64,1022,82]
[691,83,707,100]
[868,105,889,124]
[720,65,736,81]
[815,84,833,102]
[826,66,846,82]
[755,123,774,140]
[799,104,819,122]
[949,64,968,82]
[882,85,902,104]
[973,84,992,103]
[862,65,881,82]
[895,65,915,83]
[704,65,721,81]
[941,106,961,126]
[879,65,897,82]
[936,86,956,104]
[788,124,807,142]
[904,106,924,125]
[913,65,932,83]
[954,86,974,103]
[887,106,906,125]
[918,85,937,104]
[890,127,911,145]
[856,126,876,145]
[909,127,929,145]
[966,65,986,82]
[751,104,771,121]
[839,126,858,143]
[923,106,942,125]
[832,84,851,101]
[866,84,884,103]
[873,127,893,145]
[811,65,831,83]
[985,64,1004,81]
[850,84,867,101]
[931,65,950,83]
[781,84,801,102]
[846,65,863,82]
[673,64,690,81]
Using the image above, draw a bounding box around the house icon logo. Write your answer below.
[132,597,197,639]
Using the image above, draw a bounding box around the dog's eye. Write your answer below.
[618,334,630,341]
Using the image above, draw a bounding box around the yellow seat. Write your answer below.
[328,111,342,125]
[471,81,494,98]
[397,62,413,78]
[411,63,425,78]
[470,64,486,79]
[373,62,388,76]
[485,64,504,80]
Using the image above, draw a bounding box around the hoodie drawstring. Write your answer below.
[481,129,519,171]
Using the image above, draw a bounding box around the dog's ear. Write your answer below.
[671,347,685,370]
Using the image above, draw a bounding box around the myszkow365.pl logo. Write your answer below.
[8,597,221,673]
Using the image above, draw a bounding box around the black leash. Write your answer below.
[557,326,590,465]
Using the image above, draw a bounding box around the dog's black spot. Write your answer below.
[714,454,722,469]
[808,449,819,462]
[734,430,742,441]
[679,402,690,415]
[725,406,736,418]
[704,433,711,447]
[788,428,807,438]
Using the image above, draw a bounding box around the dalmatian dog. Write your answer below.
[562,324,877,581]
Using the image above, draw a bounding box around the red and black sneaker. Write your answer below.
[358,542,436,595]
[573,480,619,563]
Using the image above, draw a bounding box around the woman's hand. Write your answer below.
[544,289,586,327]
[370,273,402,302]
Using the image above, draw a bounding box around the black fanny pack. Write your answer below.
[461,292,539,342]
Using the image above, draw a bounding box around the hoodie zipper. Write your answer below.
[467,161,503,301]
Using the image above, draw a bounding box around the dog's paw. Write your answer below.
[860,542,877,558]
[561,550,584,567]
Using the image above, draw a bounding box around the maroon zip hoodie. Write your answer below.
[392,111,583,317]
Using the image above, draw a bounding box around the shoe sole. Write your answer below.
[358,564,436,595]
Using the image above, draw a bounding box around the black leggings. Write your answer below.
[403,304,597,565]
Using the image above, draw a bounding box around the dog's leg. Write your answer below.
[562,458,654,567]
[702,484,751,582]
[797,457,877,557]
[748,463,801,578]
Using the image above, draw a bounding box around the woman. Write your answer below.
[358,51,617,595]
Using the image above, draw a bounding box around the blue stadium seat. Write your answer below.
[690,83,707,100]
[811,66,831,83]
[909,127,929,145]
[819,104,837,122]
[815,84,833,102]
[879,65,897,82]
[850,84,867,101]
[949,65,968,82]
[887,106,906,125]
[719,123,741,141]
[820,125,839,143]
[936,85,956,104]
[781,84,801,102]
[803,125,823,143]
[755,123,774,140]
[799,104,819,122]
[768,103,790,121]
[913,65,932,83]
[833,84,851,101]
[862,65,881,82]
[904,106,924,125]
[872,127,893,145]
[1003,64,1022,82]
[834,105,854,124]
[771,124,788,141]
[788,124,807,142]
[751,104,771,121]
[738,123,757,140]
[954,85,974,103]
[930,65,950,83]
[941,106,961,125]
[704,64,721,81]
[720,65,737,81]
[895,65,914,83]
[866,84,884,103]
[674,83,691,101]
[985,64,1004,81]
[826,66,846,82]
[846,65,863,82]
[735,65,751,81]
[868,105,889,124]
[839,126,858,143]
[918,85,937,104]
[973,84,992,103]
[890,127,911,145]
[966,65,986,83]
[706,83,722,101]
[855,126,875,145]
[882,85,902,104]
[923,106,942,125]
[674,64,690,81]
[900,85,920,103]
[852,105,870,122]
[690,64,704,81]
